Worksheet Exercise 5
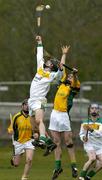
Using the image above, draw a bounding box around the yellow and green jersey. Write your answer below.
[54,70,80,112]
[54,83,71,112]
[13,111,32,143]
[67,79,80,112]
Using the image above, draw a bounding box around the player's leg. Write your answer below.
[79,150,96,180]
[30,107,47,149]
[35,109,56,145]
[30,117,45,148]
[34,109,56,148]
[95,154,102,172]
[64,131,78,178]
[43,135,57,156]
[31,114,56,152]
[10,142,24,167]
[85,153,102,179]
[29,99,47,145]
[35,108,47,143]
[34,107,57,153]
[11,154,21,167]
[21,149,34,180]
[50,130,63,179]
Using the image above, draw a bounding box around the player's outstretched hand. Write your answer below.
[83,124,89,130]
[61,45,70,55]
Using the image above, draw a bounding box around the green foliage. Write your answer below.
[0,0,102,81]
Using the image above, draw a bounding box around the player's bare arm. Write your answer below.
[60,45,70,65]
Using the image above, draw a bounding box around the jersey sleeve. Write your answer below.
[37,45,44,70]
[71,79,80,89]
[7,115,15,134]
[79,122,87,142]
[7,124,13,134]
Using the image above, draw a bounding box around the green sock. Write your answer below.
[55,160,61,170]
[71,162,77,168]
[80,170,87,177]
[39,135,46,143]
[45,137,53,145]
[86,170,96,177]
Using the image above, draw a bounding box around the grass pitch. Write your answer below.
[0,146,101,180]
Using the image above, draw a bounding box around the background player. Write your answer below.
[79,103,102,180]
[8,99,34,180]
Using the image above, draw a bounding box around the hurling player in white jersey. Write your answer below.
[79,103,102,180]
[28,35,70,154]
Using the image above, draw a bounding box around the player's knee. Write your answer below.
[54,139,61,146]
[26,159,32,165]
[89,157,96,164]
[36,118,43,125]
[54,142,60,147]
[66,143,74,148]
[10,158,19,167]
[13,162,19,167]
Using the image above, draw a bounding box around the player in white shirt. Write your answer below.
[28,35,70,154]
[79,103,102,180]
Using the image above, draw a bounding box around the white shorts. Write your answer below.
[84,142,102,155]
[49,109,71,132]
[28,98,47,116]
[13,139,35,156]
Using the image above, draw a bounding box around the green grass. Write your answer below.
[0,146,101,180]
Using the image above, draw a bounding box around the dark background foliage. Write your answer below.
[0,0,102,82]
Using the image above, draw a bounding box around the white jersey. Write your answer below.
[29,45,63,101]
[79,118,102,151]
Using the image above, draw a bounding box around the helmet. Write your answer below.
[50,59,58,72]
[44,59,58,72]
